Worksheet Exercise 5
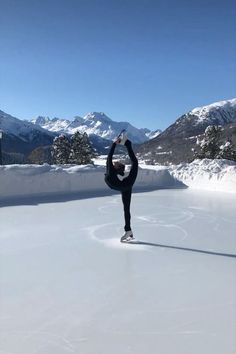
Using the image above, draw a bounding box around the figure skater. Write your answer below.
[104,130,138,242]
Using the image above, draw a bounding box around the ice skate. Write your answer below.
[115,129,128,145]
[120,230,134,242]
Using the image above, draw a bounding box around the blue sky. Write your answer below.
[0,0,235,130]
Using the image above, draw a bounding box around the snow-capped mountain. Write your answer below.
[190,99,236,124]
[138,98,236,164]
[161,98,236,139]
[139,128,162,140]
[31,112,161,144]
[0,110,113,161]
[0,110,55,141]
[31,116,71,133]
[0,110,56,162]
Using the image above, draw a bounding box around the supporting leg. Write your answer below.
[121,189,132,231]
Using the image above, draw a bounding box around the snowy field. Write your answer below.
[1,188,236,354]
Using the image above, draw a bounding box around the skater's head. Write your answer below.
[113,161,125,176]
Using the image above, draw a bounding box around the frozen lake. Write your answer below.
[0,189,236,354]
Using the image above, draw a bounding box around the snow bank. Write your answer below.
[0,159,235,201]
[170,159,236,193]
[0,164,182,200]
[0,164,105,200]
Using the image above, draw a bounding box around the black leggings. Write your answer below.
[122,189,132,231]
[121,142,138,231]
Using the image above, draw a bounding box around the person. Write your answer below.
[104,130,138,242]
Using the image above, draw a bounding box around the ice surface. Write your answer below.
[0,189,236,354]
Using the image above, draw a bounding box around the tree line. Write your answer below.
[52,131,95,164]
[27,131,95,165]
[194,125,236,161]
[12,124,236,165]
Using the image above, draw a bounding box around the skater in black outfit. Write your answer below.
[104,131,138,241]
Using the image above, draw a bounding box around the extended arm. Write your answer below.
[106,142,116,174]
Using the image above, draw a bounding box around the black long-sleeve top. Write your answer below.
[104,141,138,192]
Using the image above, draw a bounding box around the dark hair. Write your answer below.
[113,161,125,176]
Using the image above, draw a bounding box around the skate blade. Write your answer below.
[120,237,135,243]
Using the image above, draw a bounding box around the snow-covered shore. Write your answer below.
[140,159,236,194]
[0,163,183,200]
[170,159,236,194]
[0,159,235,200]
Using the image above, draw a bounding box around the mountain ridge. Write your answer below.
[0,109,160,162]
[1,98,235,164]
[137,98,236,164]
[31,111,161,143]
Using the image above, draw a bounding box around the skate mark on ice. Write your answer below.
[83,224,148,251]
[97,197,120,214]
[135,207,194,225]
[0,329,78,354]
[136,215,189,241]
[188,206,208,211]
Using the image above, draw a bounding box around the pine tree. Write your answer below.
[52,135,71,164]
[70,131,94,164]
[80,132,95,164]
[52,132,95,165]
[217,140,236,161]
[196,125,222,159]
[70,131,83,164]
[195,125,236,161]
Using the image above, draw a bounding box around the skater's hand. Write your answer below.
[114,138,121,144]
